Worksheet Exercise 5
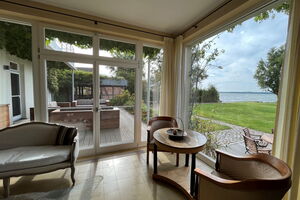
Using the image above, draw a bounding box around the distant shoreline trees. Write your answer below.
[195,85,220,103]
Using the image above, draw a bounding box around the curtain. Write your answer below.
[273,0,300,199]
[174,35,184,118]
[159,37,176,117]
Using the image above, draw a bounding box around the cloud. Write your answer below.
[199,12,289,92]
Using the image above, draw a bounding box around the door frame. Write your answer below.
[38,23,143,157]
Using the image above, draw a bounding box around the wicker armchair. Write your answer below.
[194,150,292,200]
[146,116,180,166]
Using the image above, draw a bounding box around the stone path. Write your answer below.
[195,116,268,146]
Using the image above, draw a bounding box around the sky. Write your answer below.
[200,12,289,92]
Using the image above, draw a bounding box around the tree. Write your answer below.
[254,2,289,22]
[197,85,220,103]
[254,45,285,96]
[0,21,160,61]
[226,1,289,32]
[189,37,224,121]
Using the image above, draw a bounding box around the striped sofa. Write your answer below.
[0,122,78,198]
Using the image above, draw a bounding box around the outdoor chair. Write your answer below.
[146,116,181,166]
[243,128,268,147]
[243,135,272,154]
[243,128,261,140]
[194,150,292,200]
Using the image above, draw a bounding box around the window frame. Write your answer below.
[182,0,290,166]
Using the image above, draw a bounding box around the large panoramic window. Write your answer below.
[187,2,289,160]
[0,20,34,128]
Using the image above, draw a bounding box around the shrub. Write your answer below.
[110,90,134,106]
[189,116,224,159]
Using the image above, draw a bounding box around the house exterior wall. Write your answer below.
[0,49,34,123]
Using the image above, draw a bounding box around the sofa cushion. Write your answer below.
[0,145,71,173]
[56,126,77,145]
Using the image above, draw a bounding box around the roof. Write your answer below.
[100,79,128,87]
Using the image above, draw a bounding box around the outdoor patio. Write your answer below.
[71,108,148,148]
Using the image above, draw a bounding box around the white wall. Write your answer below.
[0,49,34,123]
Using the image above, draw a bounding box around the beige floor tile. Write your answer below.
[0,148,213,200]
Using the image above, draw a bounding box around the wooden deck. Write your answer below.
[79,108,147,148]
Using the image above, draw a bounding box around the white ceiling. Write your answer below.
[31,0,227,35]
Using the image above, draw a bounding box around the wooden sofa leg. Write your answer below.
[71,166,76,186]
[3,177,10,198]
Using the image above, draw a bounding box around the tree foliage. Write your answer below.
[0,22,32,60]
[254,2,289,22]
[0,22,160,60]
[226,2,289,32]
[196,85,220,103]
[254,46,285,95]
[47,61,113,101]
[190,38,224,89]
[189,37,224,120]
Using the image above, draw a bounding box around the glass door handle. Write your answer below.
[94,107,100,112]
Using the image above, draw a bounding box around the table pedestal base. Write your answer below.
[152,173,194,200]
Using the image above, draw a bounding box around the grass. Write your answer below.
[191,118,230,132]
[192,102,276,133]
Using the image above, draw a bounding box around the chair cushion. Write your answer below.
[0,145,71,173]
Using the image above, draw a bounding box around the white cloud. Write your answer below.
[199,12,289,92]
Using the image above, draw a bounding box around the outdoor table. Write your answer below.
[152,128,207,199]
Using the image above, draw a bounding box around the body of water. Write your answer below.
[219,92,277,103]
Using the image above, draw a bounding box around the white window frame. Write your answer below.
[182,0,289,167]
[37,22,149,156]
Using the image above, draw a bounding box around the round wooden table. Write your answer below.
[152,128,207,199]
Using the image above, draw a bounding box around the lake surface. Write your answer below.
[219,92,277,103]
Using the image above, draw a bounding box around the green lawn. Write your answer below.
[191,119,230,132]
[192,102,276,133]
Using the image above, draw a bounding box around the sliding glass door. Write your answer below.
[98,64,136,148]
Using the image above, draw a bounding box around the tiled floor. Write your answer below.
[0,148,212,200]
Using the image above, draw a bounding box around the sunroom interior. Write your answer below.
[0,0,299,199]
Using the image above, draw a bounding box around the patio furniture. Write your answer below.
[243,135,272,154]
[243,128,261,140]
[152,128,206,198]
[261,133,274,144]
[57,102,71,107]
[0,122,79,197]
[49,107,120,129]
[194,150,292,200]
[147,116,180,166]
[243,128,268,147]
